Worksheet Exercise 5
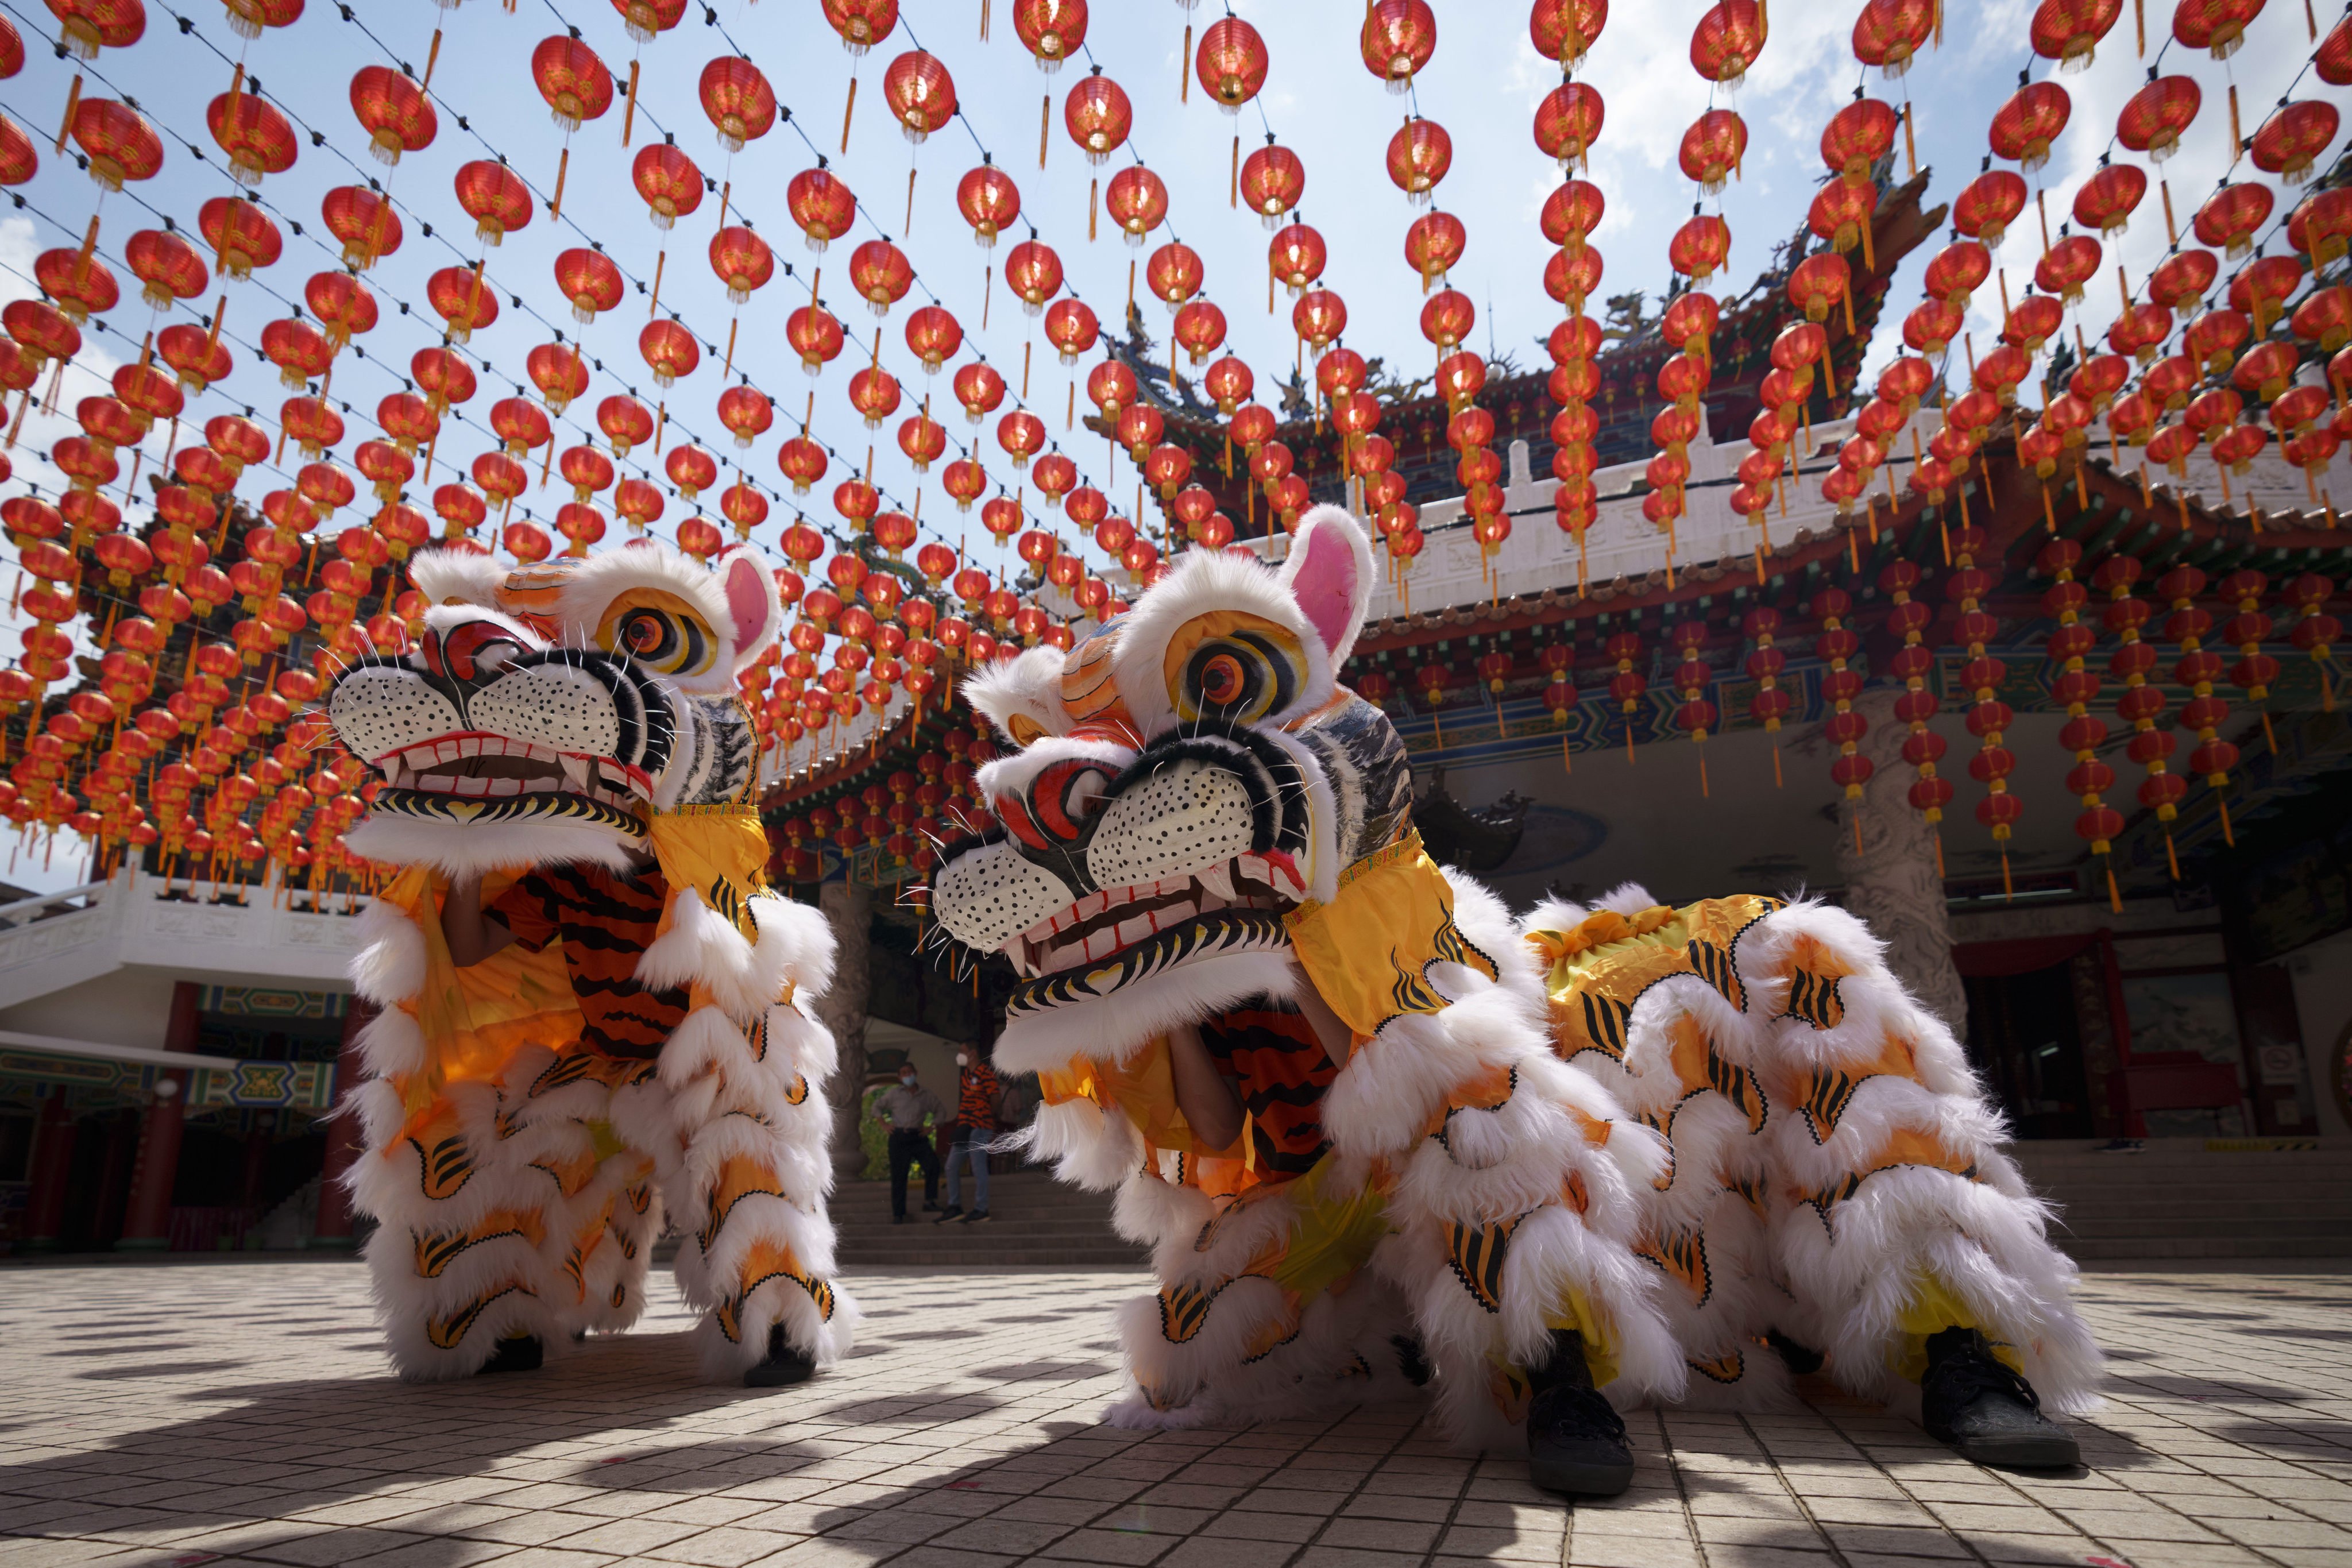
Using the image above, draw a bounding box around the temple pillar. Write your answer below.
[115,981,200,1251]
[1837,689,1967,1033]
[20,1091,78,1253]
[308,998,374,1248]
[814,880,872,1183]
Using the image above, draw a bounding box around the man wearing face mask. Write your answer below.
[872,1064,945,1224]
[936,1049,1002,1226]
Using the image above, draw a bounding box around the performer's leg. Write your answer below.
[345,1049,565,1380]
[969,1138,991,1215]
[943,1129,968,1215]
[1104,1156,1412,1431]
[1330,883,1687,1492]
[1743,901,2100,1465]
[887,1130,914,1220]
[916,1136,941,1210]
[662,998,857,1384]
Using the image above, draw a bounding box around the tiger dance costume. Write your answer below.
[325,544,853,1384]
[924,505,2097,1492]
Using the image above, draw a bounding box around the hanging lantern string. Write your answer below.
[109,3,1015,571]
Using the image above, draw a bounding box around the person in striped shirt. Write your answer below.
[936,1049,1002,1225]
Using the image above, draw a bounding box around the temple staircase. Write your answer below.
[2012,1137,2352,1262]
[830,1164,1145,1269]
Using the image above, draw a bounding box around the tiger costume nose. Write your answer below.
[418,619,527,683]
[996,758,1110,853]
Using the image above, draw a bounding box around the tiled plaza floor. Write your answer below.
[0,1262,2346,1568]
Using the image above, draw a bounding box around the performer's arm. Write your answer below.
[442,870,517,968]
[1290,968,1355,1071]
[1167,1022,1243,1151]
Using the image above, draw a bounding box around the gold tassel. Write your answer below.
[840,75,858,156]
[1089,177,1098,241]
[623,59,641,145]
[982,263,992,330]
[1181,23,1192,103]
[1230,135,1240,208]
[648,249,665,316]
[905,166,916,234]
[54,74,82,156]
[1901,99,1916,177]
[550,146,570,222]
[2135,0,2145,53]
[424,28,443,90]
[1038,94,1050,170]
[2229,84,2242,164]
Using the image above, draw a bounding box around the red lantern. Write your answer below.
[641,319,701,388]
[207,88,298,184]
[426,264,500,342]
[2251,101,2340,186]
[2173,0,2263,57]
[881,51,956,141]
[1852,0,1934,73]
[69,96,163,189]
[822,0,898,52]
[955,361,1007,422]
[1269,222,1327,293]
[1173,300,1227,365]
[553,248,625,324]
[787,305,845,375]
[532,35,613,130]
[1989,80,2069,171]
[955,161,1020,248]
[1361,0,1436,88]
[1013,0,1087,69]
[700,56,777,151]
[1405,214,1466,287]
[2196,183,2273,258]
[1669,214,1730,281]
[1534,82,1604,170]
[1104,165,1169,244]
[348,65,437,166]
[1044,299,1099,364]
[1387,117,1450,200]
[1293,289,1347,350]
[2030,0,2122,68]
[1195,16,1268,109]
[709,226,775,303]
[1004,240,1064,312]
[1239,141,1303,225]
[633,142,705,230]
[849,366,902,427]
[1689,0,1764,86]
[124,229,207,310]
[452,160,533,246]
[2118,74,2200,160]
[1531,0,1608,67]
[1063,68,1132,165]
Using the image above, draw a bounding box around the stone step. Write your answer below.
[2008,1138,2352,1260]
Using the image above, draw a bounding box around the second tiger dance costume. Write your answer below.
[925,505,2098,1493]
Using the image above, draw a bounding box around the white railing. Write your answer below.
[0,867,373,1011]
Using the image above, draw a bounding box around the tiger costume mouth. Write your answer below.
[1004,851,1308,980]
[365,729,652,833]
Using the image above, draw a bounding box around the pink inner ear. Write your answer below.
[1289,523,1358,658]
[722,554,770,655]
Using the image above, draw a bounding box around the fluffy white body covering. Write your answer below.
[342,864,856,1382]
[1517,885,2102,1415]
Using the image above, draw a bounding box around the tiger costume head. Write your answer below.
[326,543,782,874]
[927,505,1422,1073]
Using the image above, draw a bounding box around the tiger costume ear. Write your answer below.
[1277,505,1374,667]
[717,547,783,673]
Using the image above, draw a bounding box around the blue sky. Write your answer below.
[0,0,2338,889]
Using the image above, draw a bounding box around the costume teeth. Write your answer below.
[559,755,592,792]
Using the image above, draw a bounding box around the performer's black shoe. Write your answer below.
[1920,1327,2079,1470]
[479,1335,542,1374]
[934,1205,964,1224]
[746,1325,817,1389]
[961,1210,990,1223]
[1391,1334,1432,1387]
[1767,1330,1825,1376]
[1524,1330,1633,1497]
